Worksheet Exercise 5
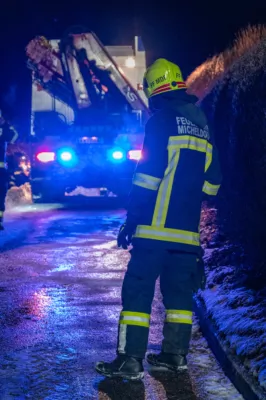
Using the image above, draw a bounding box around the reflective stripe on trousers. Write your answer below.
[118,311,150,354]
[119,311,150,328]
[165,309,193,325]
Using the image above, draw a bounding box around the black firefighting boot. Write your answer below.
[147,352,187,372]
[95,354,144,380]
[147,321,191,372]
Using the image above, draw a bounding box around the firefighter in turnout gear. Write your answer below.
[0,112,19,230]
[95,59,222,380]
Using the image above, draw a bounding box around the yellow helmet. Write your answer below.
[143,58,187,99]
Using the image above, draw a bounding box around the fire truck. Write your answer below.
[26,28,150,201]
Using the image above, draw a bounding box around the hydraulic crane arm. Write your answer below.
[66,32,149,119]
[26,30,150,123]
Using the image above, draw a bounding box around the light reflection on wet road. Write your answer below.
[0,208,243,399]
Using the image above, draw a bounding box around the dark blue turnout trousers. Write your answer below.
[117,248,198,359]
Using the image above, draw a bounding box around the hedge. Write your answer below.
[187,26,266,288]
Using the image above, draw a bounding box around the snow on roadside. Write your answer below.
[200,281,266,391]
[199,205,266,395]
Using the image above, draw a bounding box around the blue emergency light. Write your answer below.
[60,151,73,161]
[108,148,126,163]
[112,150,124,160]
[57,148,77,167]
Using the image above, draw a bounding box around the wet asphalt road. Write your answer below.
[0,206,243,400]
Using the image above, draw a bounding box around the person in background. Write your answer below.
[0,111,19,230]
[95,59,222,380]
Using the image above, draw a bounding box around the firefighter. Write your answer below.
[95,59,222,380]
[0,112,19,230]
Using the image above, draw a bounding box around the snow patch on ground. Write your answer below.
[201,286,266,390]
[65,186,117,197]
[5,183,32,209]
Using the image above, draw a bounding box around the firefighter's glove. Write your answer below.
[117,222,135,250]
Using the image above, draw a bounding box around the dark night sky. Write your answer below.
[1,0,266,127]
